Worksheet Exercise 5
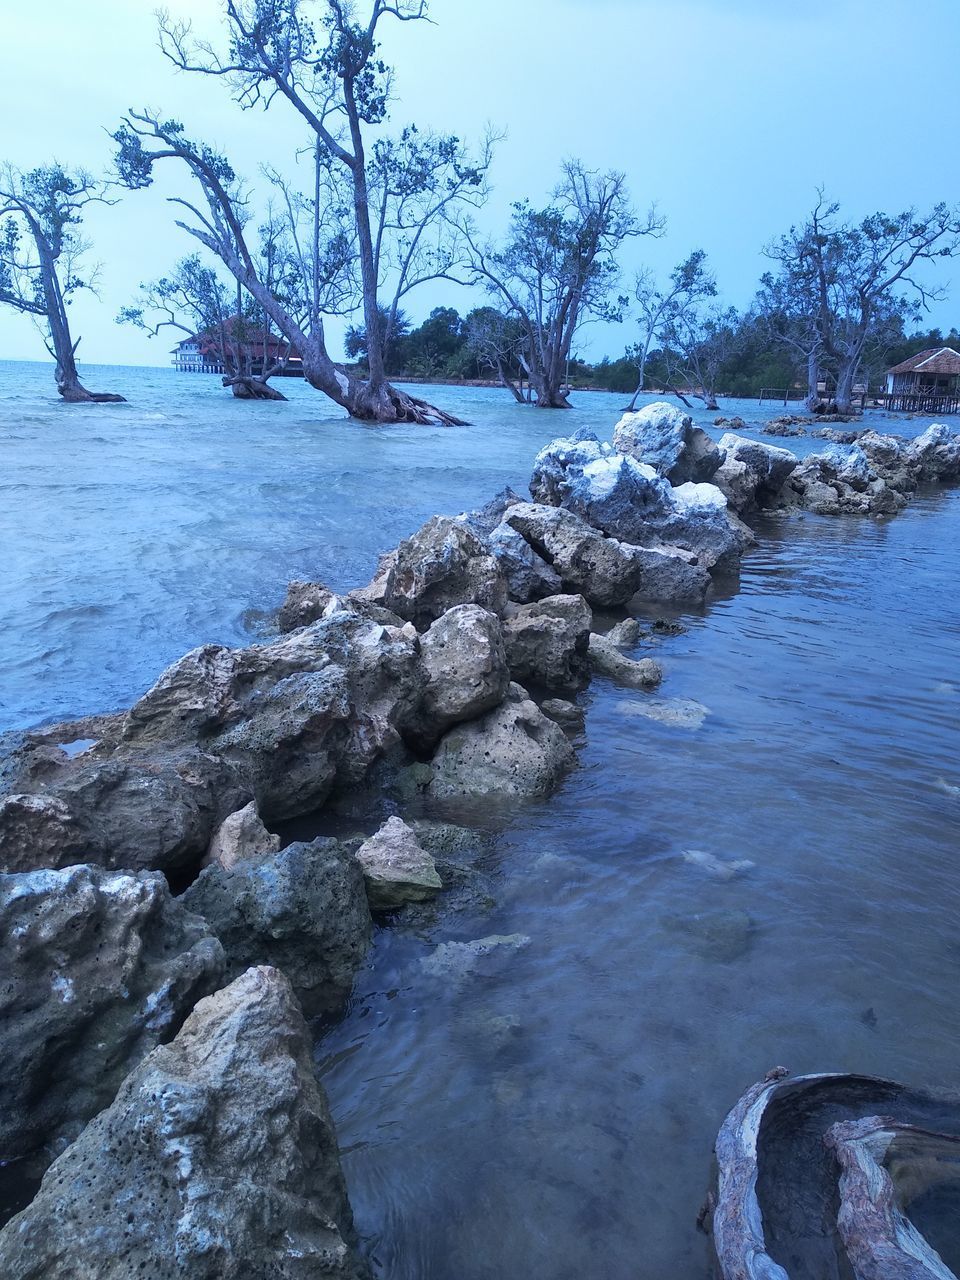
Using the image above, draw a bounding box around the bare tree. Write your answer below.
[464,162,661,407]
[0,163,124,402]
[766,194,960,413]
[118,253,293,399]
[463,306,527,401]
[119,0,494,425]
[661,304,740,411]
[624,249,715,411]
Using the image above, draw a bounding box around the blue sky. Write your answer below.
[1,0,959,367]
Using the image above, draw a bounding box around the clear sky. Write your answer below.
[2,0,959,368]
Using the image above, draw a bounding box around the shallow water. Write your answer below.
[3,361,959,1276]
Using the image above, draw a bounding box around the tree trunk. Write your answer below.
[834,359,861,416]
[803,348,820,413]
[495,358,525,404]
[56,360,126,404]
[224,375,288,401]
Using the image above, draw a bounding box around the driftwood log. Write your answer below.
[710,1070,960,1280]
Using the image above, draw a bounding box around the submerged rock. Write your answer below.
[428,683,576,802]
[617,696,710,729]
[681,849,755,880]
[539,698,586,731]
[502,593,592,689]
[0,966,368,1279]
[204,799,280,870]
[181,837,371,1014]
[420,933,531,981]
[626,545,711,605]
[0,864,224,1162]
[355,816,442,910]
[613,401,723,484]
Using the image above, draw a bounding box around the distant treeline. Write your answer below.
[348,305,960,400]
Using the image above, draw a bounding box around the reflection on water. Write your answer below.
[2,361,959,1276]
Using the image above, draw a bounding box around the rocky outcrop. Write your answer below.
[428,683,576,802]
[502,594,592,689]
[713,433,799,515]
[773,443,908,516]
[414,604,509,745]
[204,800,280,870]
[529,429,611,505]
[587,633,663,689]
[181,838,371,1014]
[379,515,508,626]
[907,423,960,483]
[485,521,563,602]
[613,401,723,484]
[0,966,368,1279]
[504,503,643,607]
[0,864,224,1162]
[355,816,442,910]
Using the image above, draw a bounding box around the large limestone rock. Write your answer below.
[415,605,509,744]
[379,515,508,626]
[627,545,711,605]
[0,966,368,1280]
[121,611,423,821]
[906,423,960,483]
[712,433,798,514]
[355,816,442,910]
[504,503,643,607]
[0,751,248,877]
[502,594,592,689]
[204,799,280,870]
[613,401,723,483]
[486,522,563,603]
[557,453,753,574]
[529,429,612,505]
[428,683,576,802]
[181,838,371,1014]
[0,864,224,1161]
[773,444,908,516]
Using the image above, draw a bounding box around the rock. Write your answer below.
[204,800,280,870]
[612,401,723,483]
[381,515,508,626]
[773,444,909,517]
[501,593,592,689]
[486,521,563,603]
[355,816,442,910]
[504,503,643,607]
[680,849,755,879]
[605,617,644,647]
[617,696,710,728]
[0,751,249,877]
[671,908,754,961]
[428,683,576,802]
[712,433,799,514]
[529,429,611,505]
[626,545,711,605]
[762,420,807,437]
[120,611,423,821]
[906,423,960,483]
[348,547,398,609]
[810,425,862,443]
[0,966,367,1280]
[587,633,663,689]
[458,485,526,538]
[0,863,224,1162]
[408,820,492,865]
[415,604,509,745]
[181,837,371,1014]
[420,933,531,981]
[539,698,586,731]
[276,579,337,632]
[552,453,753,575]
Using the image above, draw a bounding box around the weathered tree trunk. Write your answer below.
[55,355,126,404]
[224,375,287,401]
[803,348,820,413]
[495,359,525,404]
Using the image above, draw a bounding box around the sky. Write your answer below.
[1,0,960,368]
